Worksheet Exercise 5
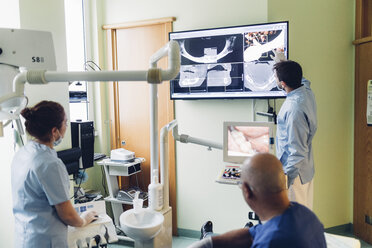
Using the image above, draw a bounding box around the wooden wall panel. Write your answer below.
[356,0,372,39]
[354,41,372,243]
[354,0,372,243]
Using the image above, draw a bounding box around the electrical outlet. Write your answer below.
[365,215,372,225]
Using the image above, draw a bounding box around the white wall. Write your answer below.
[19,0,71,124]
[0,0,355,244]
[0,2,20,246]
[98,0,269,234]
[0,0,70,246]
[268,0,355,227]
[96,0,355,234]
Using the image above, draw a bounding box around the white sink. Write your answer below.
[120,208,164,241]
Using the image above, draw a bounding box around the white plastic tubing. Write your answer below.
[148,41,180,183]
[11,40,180,197]
[13,40,180,95]
[158,120,222,209]
[172,125,223,150]
[160,120,178,209]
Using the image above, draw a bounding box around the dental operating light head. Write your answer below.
[0,28,56,134]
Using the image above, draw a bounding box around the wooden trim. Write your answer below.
[353,36,372,45]
[102,17,176,30]
[356,0,363,39]
[111,29,121,149]
[106,29,117,150]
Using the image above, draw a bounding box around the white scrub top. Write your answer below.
[11,140,70,248]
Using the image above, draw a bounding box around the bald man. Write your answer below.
[189,153,326,248]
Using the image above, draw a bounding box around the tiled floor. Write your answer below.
[108,226,372,248]
[108,236,197,248]
[325,228,372,248]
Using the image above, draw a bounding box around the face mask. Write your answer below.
[276,83,285,91]
[53,130,63,147]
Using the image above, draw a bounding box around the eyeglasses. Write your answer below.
[237,181,243,189]
[63,119,68,127]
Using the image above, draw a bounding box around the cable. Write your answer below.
[84,60,102,71]
[71,169,86,199]
[140,164,146,191]
[101,165,108,196]
[135,173,139,188]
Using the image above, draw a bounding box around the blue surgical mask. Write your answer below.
[53,130,63,147]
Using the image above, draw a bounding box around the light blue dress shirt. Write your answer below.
[11,140,70,248]
[276,78,317,186]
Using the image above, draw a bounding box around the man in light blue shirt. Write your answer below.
[274,59,317,210]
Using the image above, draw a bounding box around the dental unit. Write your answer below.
[0,28,180,248]
[0,28,224,248]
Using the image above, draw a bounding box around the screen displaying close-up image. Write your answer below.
[227,125,270,157]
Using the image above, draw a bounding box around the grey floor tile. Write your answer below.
[108,229,372,248]
[108,236,198,248]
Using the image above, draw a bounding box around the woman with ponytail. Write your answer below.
[11,101,97,248]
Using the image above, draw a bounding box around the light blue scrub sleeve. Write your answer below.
[285,108,309,185]
[37,160,70,206]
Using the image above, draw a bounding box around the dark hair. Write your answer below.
[273,60,303,89]
[21,101,65,142]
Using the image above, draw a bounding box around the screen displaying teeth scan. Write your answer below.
[169,21,288,100]
[223,121,275,164]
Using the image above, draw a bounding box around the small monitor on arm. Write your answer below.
[223,121,275,164]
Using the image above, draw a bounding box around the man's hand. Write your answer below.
[212,228,253,248]
[270,48,286,63]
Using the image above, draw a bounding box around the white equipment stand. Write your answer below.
[97,158,145,241]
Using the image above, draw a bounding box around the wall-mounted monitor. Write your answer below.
[223,121,275,164]
[169,21,288,100]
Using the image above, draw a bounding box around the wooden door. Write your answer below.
[104,17,178,234]
[354,0,372,243]
[354,40,372,243]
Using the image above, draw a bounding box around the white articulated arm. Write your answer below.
[12,40,180,98]
[172,125,223,150]
[148,40,180,83]
[1,40,180,137]
[159,120,178,210]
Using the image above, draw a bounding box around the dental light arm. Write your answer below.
[159,120,222,210]
[0,28,180,138]
[13,40,181,94]
[172,124,223,150]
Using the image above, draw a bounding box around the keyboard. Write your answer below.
[94,153,106,161]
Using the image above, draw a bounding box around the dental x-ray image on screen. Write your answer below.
[169,21,288,100]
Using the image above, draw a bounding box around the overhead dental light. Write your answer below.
[0,28,57,135]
